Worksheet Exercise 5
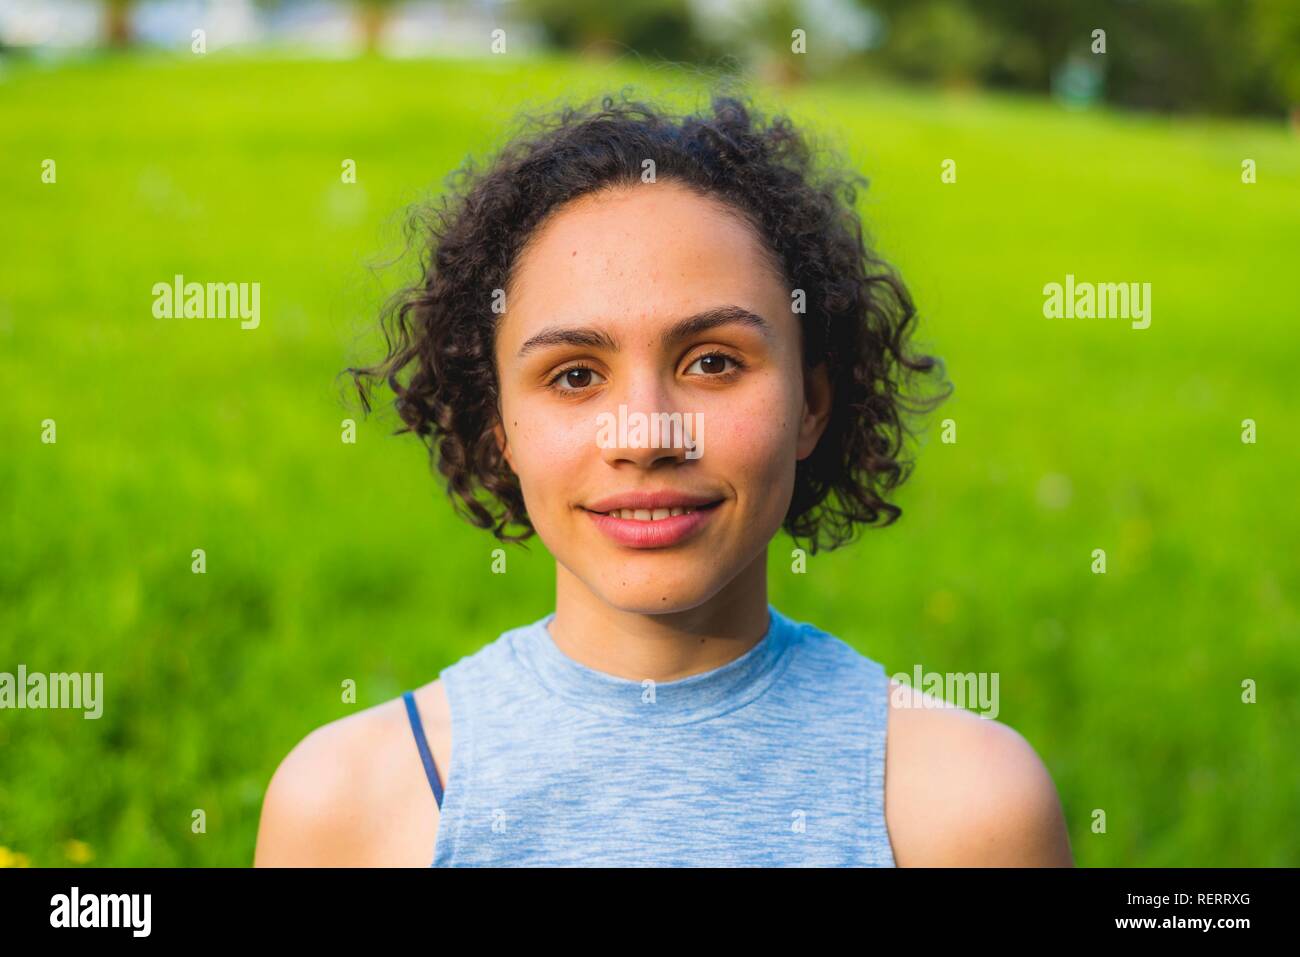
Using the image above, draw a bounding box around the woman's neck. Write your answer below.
[547,553,771,683]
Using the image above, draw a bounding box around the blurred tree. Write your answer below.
[862,0,1300,118]
[739,0,883,86]
[1246,0,1300,125]
[741,0,808,86]
[103,0,134,47]
[876,0,999,87]
[519,0,720,63]
[355,0,401,55]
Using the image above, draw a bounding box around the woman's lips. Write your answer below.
[583,502,721,549]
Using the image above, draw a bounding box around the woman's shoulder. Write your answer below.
[883,679,1074,866]
[253,680,450,867]
[787,613,1073,865]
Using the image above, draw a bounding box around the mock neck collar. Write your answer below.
[510,604,798,726]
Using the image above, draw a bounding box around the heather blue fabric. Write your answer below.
[412,604,895,867]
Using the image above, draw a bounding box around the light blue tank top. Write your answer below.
[407,603,896,866]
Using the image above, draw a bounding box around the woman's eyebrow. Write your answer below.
[516,306,774,358]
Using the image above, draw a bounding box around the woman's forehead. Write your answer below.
[505,182,785,329]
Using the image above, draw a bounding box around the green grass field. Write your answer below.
[0,52,1296,866]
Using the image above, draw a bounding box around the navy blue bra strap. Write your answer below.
[402,690,444,809]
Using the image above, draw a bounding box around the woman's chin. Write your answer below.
[587,571,723,617]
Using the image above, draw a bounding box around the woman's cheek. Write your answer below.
[705,386,799,519]
[510,408,595,501]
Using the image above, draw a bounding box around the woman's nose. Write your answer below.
[595,379,701,467]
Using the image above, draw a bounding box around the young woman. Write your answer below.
[254,90,1073,867]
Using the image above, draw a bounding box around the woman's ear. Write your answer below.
[795,361,832,461]
[492,420,514,472]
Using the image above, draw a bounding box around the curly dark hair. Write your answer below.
[347,86,950,555]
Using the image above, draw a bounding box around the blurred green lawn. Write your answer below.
[0,52,1296,866]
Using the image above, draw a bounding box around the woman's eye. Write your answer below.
[550,366,606,391]
[685,353,741,376]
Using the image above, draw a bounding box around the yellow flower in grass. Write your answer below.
[63,839,94,864]
[0,846,31,868]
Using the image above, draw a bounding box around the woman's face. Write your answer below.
[493,179,831,614]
